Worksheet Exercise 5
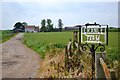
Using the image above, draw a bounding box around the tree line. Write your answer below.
[40,19,63,32]
[108,27,120,32]
[13,19,63,32]
[13,21,120,32]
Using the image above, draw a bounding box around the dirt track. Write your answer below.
[0,33,41,78]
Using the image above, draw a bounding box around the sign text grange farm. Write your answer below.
[81,23,108,44]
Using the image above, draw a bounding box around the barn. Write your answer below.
[25,25,39,32]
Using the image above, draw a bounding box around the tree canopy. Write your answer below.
[46,19,53,32]
[58,19,63,32]
[40,19,54,32]
[41,19,47,32]
[13,22,25,32]
[22,22,28,27]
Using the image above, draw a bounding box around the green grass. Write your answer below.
[0,30,16,43]
[23,32,119,60]
[106,32,119,61]
[23,32,72,58]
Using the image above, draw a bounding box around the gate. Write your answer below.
[65,22,114,79]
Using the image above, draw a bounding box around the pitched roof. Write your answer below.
[25,26,35,29]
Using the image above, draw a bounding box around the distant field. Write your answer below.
[24,32,72,46]
[106,32,119,61]
[23,32,119,60]
[0,30,16,43]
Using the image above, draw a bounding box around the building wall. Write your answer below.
[25,26,35,32]
[25,28,34,32]
[25,26,39,32]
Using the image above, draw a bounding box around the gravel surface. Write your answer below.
[0,33,41,78]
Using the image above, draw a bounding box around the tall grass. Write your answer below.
[23,32,119,61]
[106,32,119,61]
[0,30,16,43]
[23,32,72,58]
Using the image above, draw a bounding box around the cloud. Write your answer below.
[1,0,120,2]
[0,3,2,29]
[1,2,118,30]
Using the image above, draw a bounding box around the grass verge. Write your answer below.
[0,30,17,43]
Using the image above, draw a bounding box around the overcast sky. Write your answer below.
[0,0,119,30]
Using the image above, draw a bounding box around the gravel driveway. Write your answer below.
[0,33,41,78]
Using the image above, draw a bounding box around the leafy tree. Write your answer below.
[22,22,28,27]
[58,19,63,32]
[14,22,22,28]
[13,22,25,32]
[46,19,53,32]
[41,19,46,32]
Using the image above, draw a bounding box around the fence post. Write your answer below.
[67,39,72,57]
[73,31,78,49]
[65,39,72,72]
[99,58,111,79]
[95,52,106,78]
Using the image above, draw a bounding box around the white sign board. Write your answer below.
[81,25,107,44]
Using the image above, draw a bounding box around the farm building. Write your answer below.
[25,25,39,32]
[64,26,79,31]
[13,22,39,33]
